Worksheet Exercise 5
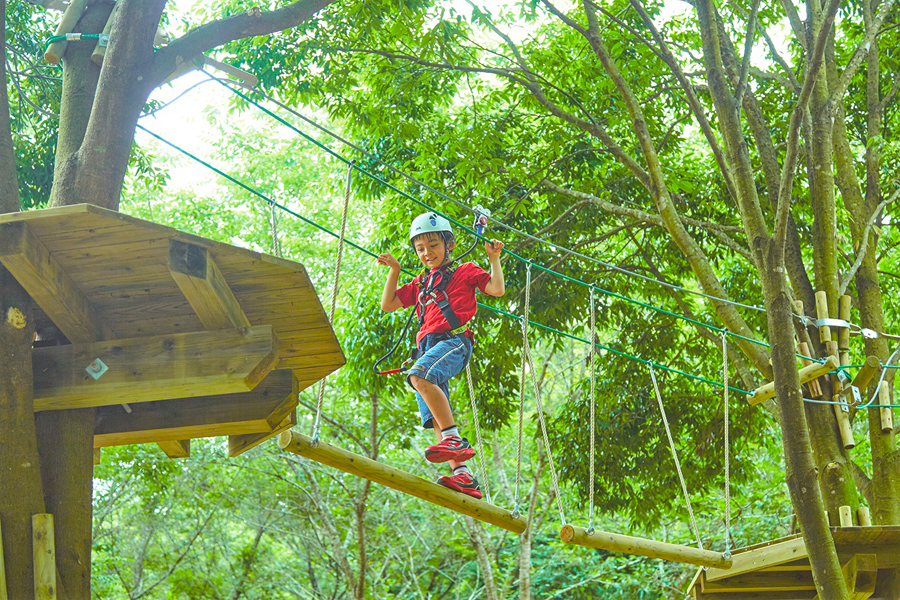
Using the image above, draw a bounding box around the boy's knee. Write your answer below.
[409,373,427,390]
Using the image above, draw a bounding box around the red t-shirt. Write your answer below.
[396,262,492,346]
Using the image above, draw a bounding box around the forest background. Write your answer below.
[5,0,900,597]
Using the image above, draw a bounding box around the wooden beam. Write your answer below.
[34,326,277,411]
[694,592,816,600]
[748,356,840,405]
[0,222,114,342]
[700,569,815,593]
[229,411,296,457]
[0,516,6,600]
[157,439,190,458]
[816,554,878,600]
[278,430,526,534]
[32,514,55,600]
[559,525,731,569]
[93,368,295,447]
[706,536,808,582]
[168,239,251,331]
[93,448,101,466]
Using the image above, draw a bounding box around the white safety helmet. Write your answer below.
[409,212,454,246]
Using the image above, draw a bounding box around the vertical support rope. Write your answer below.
[465,363,491,504]
[270,201,282,258]
[513,264,532,516]
[723,332,731,558]
[311,165,353,444]
[649,364,703,550]
[588,287,596,533]
[523,318,566,525]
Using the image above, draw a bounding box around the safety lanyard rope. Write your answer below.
[520,265,566,524]
[588,287,597,533]
[311,165,353,444]
[723,332,731,558]
[649,364,703,550]
[513,264,531,518]
[465,363,491,504]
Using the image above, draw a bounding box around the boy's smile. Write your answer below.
[414,234,454,269]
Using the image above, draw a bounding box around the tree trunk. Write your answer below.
[465,517,499,600]
[0,0,19,214]
[0,268,47,599]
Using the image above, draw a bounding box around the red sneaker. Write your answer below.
[437,471,483,499]
[425,436,475,463]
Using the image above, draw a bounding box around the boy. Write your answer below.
[377,211,505,499]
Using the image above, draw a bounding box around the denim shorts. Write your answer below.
[406,333,473,429]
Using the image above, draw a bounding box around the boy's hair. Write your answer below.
[412,230,455,253]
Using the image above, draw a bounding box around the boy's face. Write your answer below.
[413,232,454,269]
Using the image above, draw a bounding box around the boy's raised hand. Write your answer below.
[377,253,401,270]
[484,239,504,259]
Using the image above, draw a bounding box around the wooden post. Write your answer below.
[838,505,853,527]
[815,290,831,343]
[880,381,894,433]
[32,514,56,600]
[278,431,527,534]
[858,506,872,527]
[0,518,7,600]
[90,2,119,65]
[849,356,881,399]
[558,525,732,569]
[798,341,823,397]
[838,295,852,356]
[748,355,839,405]
[43,0,88,64]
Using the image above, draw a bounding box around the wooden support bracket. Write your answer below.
[278,430,526,534]
[32,514,55,600]
[798,342,823,398]
[848,357,881,400]
[34,326,278,411]
[816,291,832,343]
[839,505,854,527]
[559,525,732,569]
[858,506,872,527]
[838,554,877,600]
[749,356,840,405]
[168,239,251,331]
[157,439,190,459]
[0,222,114,342]
[0,517,6,600]
[839,295,852,351]
[90,2,119,65]
[879,381,894,433]
[229,411,296,457]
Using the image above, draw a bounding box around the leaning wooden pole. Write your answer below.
[0,518,7,600]
[32,514,56,600]
[278,431,527,534]
[559,525,733,569]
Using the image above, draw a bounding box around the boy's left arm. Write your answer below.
[482,239,505,297]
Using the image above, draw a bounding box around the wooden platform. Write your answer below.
[0,204,345,456]
[687,527,900,599]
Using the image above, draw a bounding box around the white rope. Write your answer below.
[723,332,731,558]
[311,166,353,444]
[648,364,703,550]
[465,363,491,504]
[588,287,597,533]
[523,319,566,525]
[513,264,532,517]
[270,202,282,258]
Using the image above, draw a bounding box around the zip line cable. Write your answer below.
[135,123,754,395]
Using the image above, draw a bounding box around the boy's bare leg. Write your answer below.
[410,374,462,470]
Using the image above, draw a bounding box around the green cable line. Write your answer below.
[138,123,748,395]
[212,78,790,358]
[44,33,100,50]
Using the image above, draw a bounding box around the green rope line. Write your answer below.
[210,77,791,358]
[44,33,100,50]
[138,123,749,395]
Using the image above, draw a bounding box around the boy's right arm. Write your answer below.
[377,253,404,312]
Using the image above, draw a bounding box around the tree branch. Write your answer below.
[151,0,337,87]
[733,0,760,105]
[840,186,900,295]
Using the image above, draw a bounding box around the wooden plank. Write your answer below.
[706,537,808,582]
[157,439,190,458]
[279,430,527,534]
[560,525,731,569]
[701,570,815,593]
[93,448,101,465]
[32,514,55,600]
[0,222,114,342]
[229,410,297,457]
[694,592,816,600]
[0,515,6,600]
[33,326,278,411]
[93,368,295,447]
[748,356,840,405]
[168,240,252,330]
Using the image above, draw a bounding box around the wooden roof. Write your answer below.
[0,204,345,456]
[687,527,900,599]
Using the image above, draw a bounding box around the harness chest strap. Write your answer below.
[417,266,467,336]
